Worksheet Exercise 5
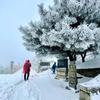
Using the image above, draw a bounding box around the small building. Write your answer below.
[39,62,50,72]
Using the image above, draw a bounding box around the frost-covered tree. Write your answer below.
[20,0,100,62]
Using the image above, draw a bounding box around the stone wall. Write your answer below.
[80,86,90,100]
[55,68,66,79]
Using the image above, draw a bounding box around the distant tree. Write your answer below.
[20,0,100,62]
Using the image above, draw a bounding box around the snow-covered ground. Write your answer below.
[0,69,79,100]
[0,69,99,100]
[0,53,100,100]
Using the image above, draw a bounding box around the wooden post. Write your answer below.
[10,61,14,73]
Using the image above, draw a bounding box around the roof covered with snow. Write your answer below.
[76,54,100,69]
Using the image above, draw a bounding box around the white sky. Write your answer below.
[0,0,53,66]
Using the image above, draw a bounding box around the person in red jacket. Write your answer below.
[23,60,31,81]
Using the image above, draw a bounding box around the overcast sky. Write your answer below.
[0,0,53,66]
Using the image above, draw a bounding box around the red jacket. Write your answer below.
[23,60,31,74]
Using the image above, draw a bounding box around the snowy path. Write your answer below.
[0,69,79,100]
[32,70,79,100]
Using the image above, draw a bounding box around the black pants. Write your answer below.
[24,72,30,81]
[52,68,56,74]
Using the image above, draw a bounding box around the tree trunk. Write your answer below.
[80,51,87,63]
[82,56,85,62]
[68,61,77,89]
[67,45,77,89]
